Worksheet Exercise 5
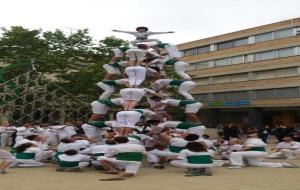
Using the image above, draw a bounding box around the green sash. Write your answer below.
[91,153,105,160]
[88,121,107,128]
[247,147,266,152]
[187,155,213,164]
[156,43,169,48]
[102,80,118,86]
[119,47,130,52]
[54,152,64,160]
[179,100,198,106]
[169,80,185,86]
[97,99,115,106]
[165,59,178,65]
[16,153,35,159]
[177,122,199,129]
[58,161,80,168]
[116,152,144,162]
[133,109,144,114]
[108,62,121,68]
[10,148,16,155]
[128,135,142,141]
[169,146,184,153]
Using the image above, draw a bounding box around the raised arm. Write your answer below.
[147,31,175,36]
[112,29,136,35]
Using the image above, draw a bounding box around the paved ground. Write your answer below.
[1,157,300,190]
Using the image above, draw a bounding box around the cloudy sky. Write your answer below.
[1,0,300,44]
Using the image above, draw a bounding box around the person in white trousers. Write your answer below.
[228,132,297,169]
[268,136,300,160]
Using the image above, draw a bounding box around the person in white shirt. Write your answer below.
[220,138,244,160]
[112,26,174,45]
[228,132,297,169]
[57,149,91,171]
[116,111,142,136]
[153,79,196,100]
[98,136,147,181]
[156,121,206,137]
[125,66,147,87]
[147,130,201,169]
[97,79,129,99]
[170,141,214,176]
[12,142,45,167]
[268,136,300,159]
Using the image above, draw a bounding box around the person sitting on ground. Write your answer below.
[170,141,214,176]
[268,135,300,160]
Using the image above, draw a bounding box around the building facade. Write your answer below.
[177,18,300,128]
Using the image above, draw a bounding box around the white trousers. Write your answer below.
[147,149,179,163]
[126,49,145,61]
[97,82,115,99]
[174,61,191,80]
[229,151,284,168]
[268,149,300,159]
[170,160,213,169]
[185,102,203,113]
[125,66,147,86]
[0,150,14,160]
[178,81,196,100]
[120,88,145,102]
[13,159,45,167]
[103,64,121,75]
[82,124,103,141]
[116,111,142,129]
[98,156,141,175]
[91,101,109,114]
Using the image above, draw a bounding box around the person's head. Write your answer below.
[185,141,207,152]
[26,135,40,141]
[105,139,117,145]
[114,136,129,144]
[137,44,148,50]
[60,137,74,144]
[282,136,294,143]
[64,149,78,156]
[64,121,73,126]
[229,138,242,145]
[184,134,199,141]
[16,143,35,153]
[24,122,32,128]
[75,120,84,126]
[136,26,148,32]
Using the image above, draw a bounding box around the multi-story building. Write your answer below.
[177,17,300,128]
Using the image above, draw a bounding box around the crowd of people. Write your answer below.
[1,27,299,180]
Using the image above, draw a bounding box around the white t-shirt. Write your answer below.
[244,138,266,147]
[177,149,212,160]
[161,99,180,106]
[57,142,83,152]
[277,141,300,150]
[105,143,147,157]
[58,154,90,162]
[80,145,110,155]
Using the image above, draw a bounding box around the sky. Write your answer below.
[0,0,300,44]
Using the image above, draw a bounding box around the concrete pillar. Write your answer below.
[248,108,263,129]
[208,109,221,128]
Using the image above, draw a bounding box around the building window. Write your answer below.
[255,32,273,43]
[254,50,275,61]
[233,38,248,47]
[217,41,234,50]
[231,55,244,65]
[274,28,294,39]
[183,48,197,56]
[215,58,227,66]
[276,47,295,58]
[197,45,210,54]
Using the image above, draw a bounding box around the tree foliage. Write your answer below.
[0,26,128,102]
